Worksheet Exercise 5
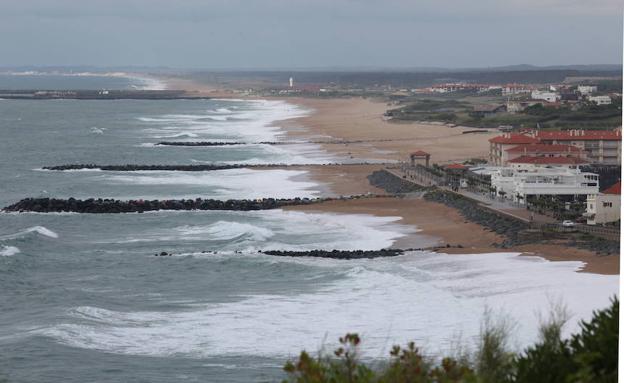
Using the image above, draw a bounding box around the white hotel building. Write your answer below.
[491,165,599,204]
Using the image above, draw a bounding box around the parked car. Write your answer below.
[562,220,575,228]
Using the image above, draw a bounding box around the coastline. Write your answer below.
[277,96,619,275]
[160,76,619,275]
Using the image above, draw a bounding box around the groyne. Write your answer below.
[156,141,291,146]
[155,137,435,147]
[263,249,404,259]
[154,245,466,259]
[42,162,390,171]
[2,195,388,214]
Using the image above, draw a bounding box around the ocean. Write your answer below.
[0,75,618,382]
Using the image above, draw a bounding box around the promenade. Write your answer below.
[388,165,620,241]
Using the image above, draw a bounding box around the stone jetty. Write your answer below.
[43,164,246,171]
[3,195,388,214]
[263,249,404,259]
[43,162,389,171]
[156,141,283,146]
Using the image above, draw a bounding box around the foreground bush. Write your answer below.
[283,298,618,383]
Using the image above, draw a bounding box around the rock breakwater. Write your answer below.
[423,189,527,246]
[263,249,404,259]
[43,162,390,172]
[3,195,388,214]
[367,169,429,194]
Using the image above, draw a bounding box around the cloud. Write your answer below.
[0,0,620,68]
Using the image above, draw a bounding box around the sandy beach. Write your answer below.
[164,77,619,275]
[281,97,498,163]
[278,97,619,275]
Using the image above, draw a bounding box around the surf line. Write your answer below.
[3,195,391,214]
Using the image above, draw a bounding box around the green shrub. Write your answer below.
[283,299,618,383]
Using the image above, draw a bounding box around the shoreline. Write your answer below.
[276,97,619,275]
[160,76,619,275]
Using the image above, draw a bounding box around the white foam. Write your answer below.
[138,99,310,143]
[151,132,199,139]
[211,108,232,114]
[90,127,106,135]
[97,169,321,200]
[0,246,20,256]
[112,210,411,250]
[179,222,275,241]
[39,251,618,359]
[0,226,59,240]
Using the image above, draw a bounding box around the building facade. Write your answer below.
[588,95,612,105]
[491,166,599,204]
[534,130,622,165]
[577,85,598,96]
[585,182,621,225]
[531,90,560,103]
[488,133,540,166]
[490,130,622,166]
[505,143,584,164]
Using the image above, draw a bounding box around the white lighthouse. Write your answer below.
[289,77,294,88]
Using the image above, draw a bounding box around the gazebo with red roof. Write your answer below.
[409,150,430,167]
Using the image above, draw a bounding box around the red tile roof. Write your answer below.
[536,130,622,141]
[444,163,468,170]
[603,181,621,195]
[489,134,540,144]
[507,156,589,165]
[410,150,430,156]
[506,144,582,153]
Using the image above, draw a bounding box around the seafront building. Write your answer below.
[507,155,589,169]
[490,166,599,205]
[488,133,540,166]
[532,129,622,165]
[489,129,622,166]
[585,182,621,225]
[505,143,585,164]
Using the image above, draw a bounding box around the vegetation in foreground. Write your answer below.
[283,298,618,382]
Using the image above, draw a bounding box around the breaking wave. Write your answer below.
[0,226,59,240]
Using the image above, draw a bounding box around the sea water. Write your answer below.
[0,76,618,382]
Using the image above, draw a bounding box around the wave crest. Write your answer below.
[0,226,59,240]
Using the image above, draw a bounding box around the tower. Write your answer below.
[289,77,294,88]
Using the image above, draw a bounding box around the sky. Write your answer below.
[0,0,622,69]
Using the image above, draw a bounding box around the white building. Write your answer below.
[531,90,560,103]
[491,166,599,204]
[577,85,598,96]
[588,95,612,105]
[502,85,532,96]
[585,182,621,225]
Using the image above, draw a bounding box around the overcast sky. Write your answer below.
[0,0,622,69]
